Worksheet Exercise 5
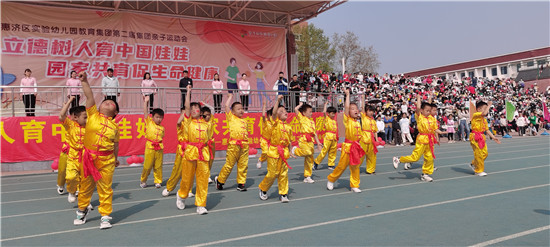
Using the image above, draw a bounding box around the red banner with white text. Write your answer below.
[0,112,333,163]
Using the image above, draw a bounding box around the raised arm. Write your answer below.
[177,108,186,127]
[272,95,283,121]
[225,93,233,113]
[344,88,350,116]
[359,94,365,113]
[143,95,150,118]
[415,93,421,115]
[79,72,95,108]
[59,95,75,122]
[294,101,303,114]
[481,101,492,117]
[323,101,329,116]
[261,101,267,121]
[184,85,192,117]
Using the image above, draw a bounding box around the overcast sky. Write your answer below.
[309,0,550,75]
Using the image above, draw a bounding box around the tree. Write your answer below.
[293,24,335,73]
[332,31,380,74]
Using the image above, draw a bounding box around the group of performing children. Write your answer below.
[55,74,500,229]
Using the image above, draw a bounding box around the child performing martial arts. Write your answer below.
[292,102,323,183]
[140,96,165,188]
[256,101,273,169]
[359,96,379,175]
[314,101,339,170]
[469,100,500,176]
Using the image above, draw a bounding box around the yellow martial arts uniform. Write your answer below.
[314,115,338,168]
[57,141,68,188]
[141,116,165,184]
[165,123,187,192]
[217,111,249,185]
[177,116,213,207]
[62,118,85,194]
[79,105,119,217]
[470,112,489,173]
[360,113,378,174]
[258,119,292,195]
[259,116,273,163]
[399,113,435,175]
[327,114,364,188]
[293,112,316,178]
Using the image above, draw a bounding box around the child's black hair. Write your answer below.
[69,106,86,116]
[327,106,337,114]
[364,104,376,113]
[152,108,165,117]
[200,106,211,114]
[421,102,431,110]
[266,108,273,117]
[299,103,312,113]
[476,101,488,110]
[231,101,242,110]
[190,102,201,110]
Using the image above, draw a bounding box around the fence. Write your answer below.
[1,86,355,117]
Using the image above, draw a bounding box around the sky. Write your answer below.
[309,0,550,75]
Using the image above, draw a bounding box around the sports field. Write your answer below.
[1,137,549,246]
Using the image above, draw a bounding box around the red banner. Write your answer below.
[1,112,331,163]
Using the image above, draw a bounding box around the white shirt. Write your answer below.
[376,120,385,133]
[101,76,120,96]
[399,118,410,133]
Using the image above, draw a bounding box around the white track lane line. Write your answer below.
[469,225,550,247]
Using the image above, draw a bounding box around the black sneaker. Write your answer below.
[215,176,224,190]
[237,184,247,191]
[313,163,319,170]
[328,166,335,170]
[366,171,376,175]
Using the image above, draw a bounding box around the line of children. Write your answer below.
[469,100,500,176]
[292,102,323,183]
[140,95,165,188]
[59,96,87,203]
[313,101,338,170]
[74,71,120,229]
[258,95,296,202]
[215,93,249,191]
[175,86,214,214]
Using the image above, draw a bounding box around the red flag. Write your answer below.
[543,101,550,122]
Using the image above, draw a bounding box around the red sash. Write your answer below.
[82,148,113,181]
[418,133,436,159]
[230,138,246,148]
[147,139,163,151]
[344,139,366,166]
[185,140,214,161]
[299,132,314,142]
[473,131,486,149]
[364,130,379,154]
[61,142,70,154]
[276,145,292,170]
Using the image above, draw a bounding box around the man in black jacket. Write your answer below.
[289,74,301,108]
[179,70,193,108]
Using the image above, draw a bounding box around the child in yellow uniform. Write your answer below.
[469,101,500,176]
[393,94,444,182]
[256,101,273,169]
[259,95,296,202]
[292,102,323,183]
[176,86,214,215]
[56,133,69,195]
[161,108,188,197]
[74,72,120,230]
[215,93,249,191]
[201,106,216,184]
[359,98,379,175]
[140,96,165,189]
[314,101,338,170]
[59,96,87,203]
[327,89,365,193]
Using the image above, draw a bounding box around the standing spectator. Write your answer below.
[141,72,157,113]
[446,115,456,143]
[212,73,223,113]
[225,58,240,101]
[179,70,193,108]
[527,112,538,132]
[238,73,250,112]
[289,74,301,108]
[101,68,120,102]
[66,70,81,108]
[20,68,37,116]
[383,113,394,144]
[376,115,385,141]
[516,113,527,136]
[248,62,270,106]
[499,114,509,136]
[458,107,470,141]
[392,115,403,146]
[399,113,413,144]
[274,71,288,108]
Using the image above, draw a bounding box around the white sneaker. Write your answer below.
[259,189,268,200]
[256,160,262,169]
[393,157,400,169]
[208,177,213,184]
[68,193,76,203]
[57,185,65,195]
[188,192,195,198]
[176,193,186,210]
[421,174,434,182]
[161,188,170,197]
[73,209,88,225]
[75,190,79,197]
[280,195,290,203]
[155,183,161,189]
[351,187,362,193]
[87,203,94,211]
[99,216,112,229]
[475,172,488,177]
[303,177,315,183]
[196,207,208,215]
[327,181,334,190]
[291,146,297,156]
[433,167,438,172]
[403,163,411,170]
[469,163,475,172]
[140,182,147,188]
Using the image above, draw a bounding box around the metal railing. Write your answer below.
[1,86,352,117]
